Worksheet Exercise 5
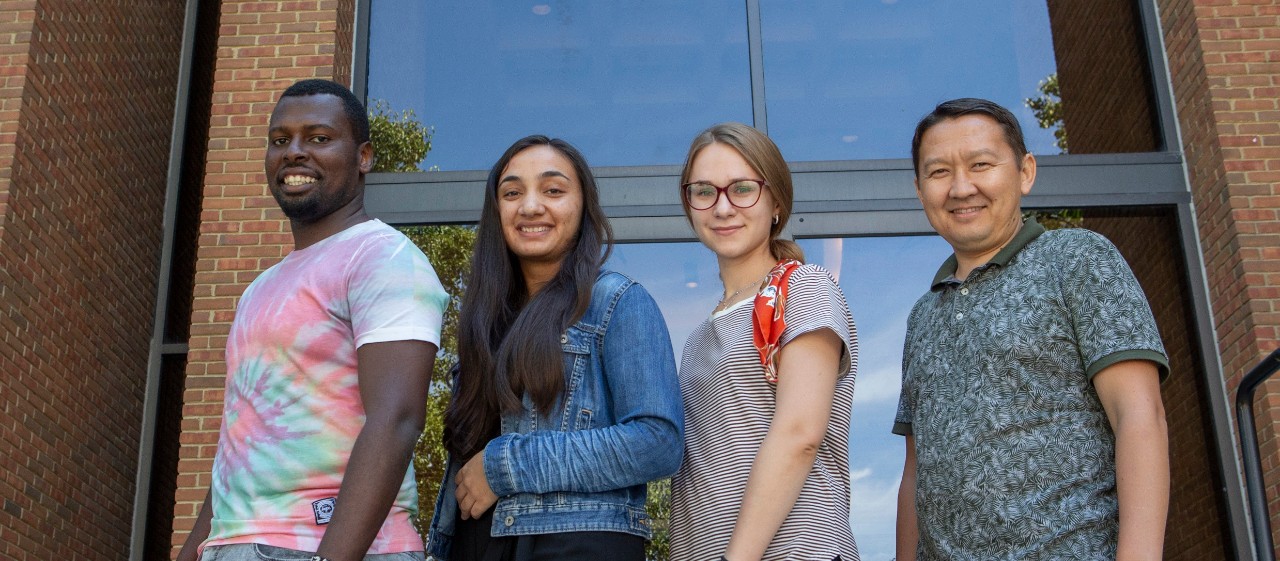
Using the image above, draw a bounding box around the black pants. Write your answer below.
[453,507,645,561]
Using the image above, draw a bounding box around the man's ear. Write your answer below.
[358,141,374,174]
[1019,152,1036,196]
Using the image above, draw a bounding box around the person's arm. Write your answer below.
[895,435,918,561]
[1093,359,1168,561]
[313,339,436,561]
[458,285,682,512]
[175,492,213,561]
[722,328,842,561]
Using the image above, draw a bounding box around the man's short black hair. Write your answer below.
[911,98,1028,176]
[279,79,370,144]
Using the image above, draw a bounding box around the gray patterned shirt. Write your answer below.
[894,219,1168,560]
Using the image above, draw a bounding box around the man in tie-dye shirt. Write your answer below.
[177,80,448,561]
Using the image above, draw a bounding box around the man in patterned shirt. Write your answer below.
[893,98,1169,560]
[177,79,448,561]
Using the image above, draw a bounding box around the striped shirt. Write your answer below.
[670,264,859,561]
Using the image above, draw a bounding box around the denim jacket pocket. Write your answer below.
[574,406,593,430]
[558,324,598,431]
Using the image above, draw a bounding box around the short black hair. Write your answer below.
[911,98,1028,176]
[278,79,370,143]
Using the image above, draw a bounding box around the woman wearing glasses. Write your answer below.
[669,123,859,561]
[426,135,683,561]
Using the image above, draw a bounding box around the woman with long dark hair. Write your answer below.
[669,123,859,561]
[425,135,683,561]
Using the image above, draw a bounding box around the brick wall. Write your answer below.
[1159,0,1280,554]
[0,2,34,242]
[1045,0,1160,153]
[334,0,354,89]
[169,1,357,557]
[0,1,184,559]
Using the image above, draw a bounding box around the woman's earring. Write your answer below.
[773,215,780,225]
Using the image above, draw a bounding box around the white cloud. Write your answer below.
[851,307,910,404]
[849,469,904,561]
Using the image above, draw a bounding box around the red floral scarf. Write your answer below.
[752,259,802,383]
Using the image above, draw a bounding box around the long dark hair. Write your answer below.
[444,135,614,460]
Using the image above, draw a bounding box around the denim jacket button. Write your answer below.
[560,334,568,344]
[504,515,515,527]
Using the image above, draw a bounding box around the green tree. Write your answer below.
[1025,72,1067,153]
[400,224,475,537]
[369,100,433,173]
[646,478,672,560]
[1022,74,1083,230]
[367,100,475,537]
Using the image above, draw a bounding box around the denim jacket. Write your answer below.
[426,271,683,560]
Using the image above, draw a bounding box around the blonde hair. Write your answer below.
[679,122,803,262]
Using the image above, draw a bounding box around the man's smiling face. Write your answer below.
[914,113,1035,267]
[265,93,371,224]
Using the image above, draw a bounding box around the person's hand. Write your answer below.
[456,451,498,520]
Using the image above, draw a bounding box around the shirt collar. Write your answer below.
[930,217,1047,290]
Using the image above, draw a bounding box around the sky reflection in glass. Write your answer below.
[368,1,1058,171]
[760,0,1059,161]
[368,1,752,170]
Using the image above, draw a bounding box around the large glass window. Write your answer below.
[362,2,1227,559]
[367,1,752,170]
[367,1,1161,172]
[760,0,1059,161]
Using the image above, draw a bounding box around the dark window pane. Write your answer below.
[368,1,752,170]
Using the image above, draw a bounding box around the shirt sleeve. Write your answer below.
[892,302,921,436]
[346,231,450,347]
[1059,230,1169,380]
[777,264,858,380]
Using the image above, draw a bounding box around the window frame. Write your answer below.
[352,0,1252,557]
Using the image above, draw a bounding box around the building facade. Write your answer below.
[0,1,1278,560]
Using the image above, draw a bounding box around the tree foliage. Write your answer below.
[646,478,672,560]
[1025,72,1068,154]
[1022,74,1082,230]
[368,99,475,538]
[369,99,433,173]
[1023,208,1083,230]
[401,224,475,538]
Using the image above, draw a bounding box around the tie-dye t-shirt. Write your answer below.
[203,219,448,554]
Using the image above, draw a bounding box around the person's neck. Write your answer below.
[953,218,1023,281]
[520,259,565,297]
[716,249,778,306]
[290,202,370,250]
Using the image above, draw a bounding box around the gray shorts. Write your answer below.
[200,543,425,561]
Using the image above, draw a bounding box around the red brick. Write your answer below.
[0,1,185,559]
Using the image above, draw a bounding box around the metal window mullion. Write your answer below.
[1137,0,1183,157]
[353,0,372,100]
[129,0,200,559]
[1177,199,1255,560]
[746,0,767,133]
